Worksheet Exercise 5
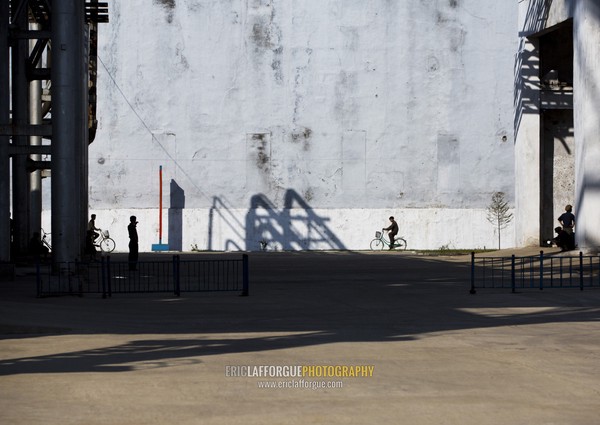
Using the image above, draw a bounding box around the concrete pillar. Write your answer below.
[0,1,10,261]
[514,37,541,246]
[573,0,600,251]
[51,0,86,263]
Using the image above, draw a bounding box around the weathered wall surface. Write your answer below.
[573,0,600,251]
[516,0,600,251]
[76,0,518,251]
[515,0,573,247]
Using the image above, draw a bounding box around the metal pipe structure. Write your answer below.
[29,22,43,241]
[0,1,10,261]
[1,1,107,264]
[51,0,87,263]
[11,4,31,257]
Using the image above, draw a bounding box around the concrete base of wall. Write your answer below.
[45,208,515,253]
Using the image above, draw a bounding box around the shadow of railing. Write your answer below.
[207,196,247,251]
[2,253,600,377]
[519,0,553,37]
[245,189,346,251]
[514,37,541,138]
[514,0,557,137]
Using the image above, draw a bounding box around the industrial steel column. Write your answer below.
[29,22,43,242]
[51,0,86,263]
[0,1,10,261]
[11,4,31,256]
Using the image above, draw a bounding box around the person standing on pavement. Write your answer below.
[383,216,399,250]
[128,215,139,270]
[558,204,575,235]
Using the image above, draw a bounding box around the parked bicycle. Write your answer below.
[94,229,116,253]
[40,228,52,252]
[370,230,407,251]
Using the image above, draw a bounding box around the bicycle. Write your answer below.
[41,228,52,252]
[94,229,116,253]
[370,230,407,251]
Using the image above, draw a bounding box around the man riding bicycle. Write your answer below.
[88,214,101,242]
[383,216,398,250]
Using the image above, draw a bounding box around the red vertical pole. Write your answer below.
[159,165,163,244]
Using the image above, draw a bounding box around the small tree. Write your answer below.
[486,192,513,249]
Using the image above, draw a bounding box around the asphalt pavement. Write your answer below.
[1,248,599,425]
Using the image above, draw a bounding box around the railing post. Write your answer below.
[559,257,563,287]
[241,254,249,296]
[579,251,584,291]
[569,254,574,288]
[106,255,112,298]
[74,259,83,296]
[511,254,516,293]
[539,251,544,291]
[529,256,535,288]
[469,252,476,294]
[101,256,106,298]
[36,261,41,297]
[173,255,180,296]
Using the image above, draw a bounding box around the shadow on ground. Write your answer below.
[0,251,598,375]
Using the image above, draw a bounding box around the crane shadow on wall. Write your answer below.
[168,180,185,251]
[245,189,346,251]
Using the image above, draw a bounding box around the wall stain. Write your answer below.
[292,48,313,122]
[153,0,176,23]
[435,2,466,53]
[334,71,358,123]
[427,55,440,73]
[251,134,270,171]
[291,127,312,151]
[272,46,284,83]
[252,18,272,49]
[303,188,314,202]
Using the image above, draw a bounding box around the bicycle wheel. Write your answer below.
[100,238,116,253]
[370,238,384,250]
[395,238,407,250]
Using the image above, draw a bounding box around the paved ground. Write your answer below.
[1,249,599,425]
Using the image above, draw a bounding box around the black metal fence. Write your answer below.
[37,255,249,298]
[470,251,600,293]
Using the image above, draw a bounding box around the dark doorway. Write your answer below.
[538,21,574,245]
[540,110,574,244]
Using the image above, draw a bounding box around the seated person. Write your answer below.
[29,232,49,258]
[553,227,575,251]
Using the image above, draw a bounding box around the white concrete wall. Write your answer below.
[64,0,519,251]
[574,0,600,251]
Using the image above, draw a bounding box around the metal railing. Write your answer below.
[470,251,600,293]
[37,254,249,298]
